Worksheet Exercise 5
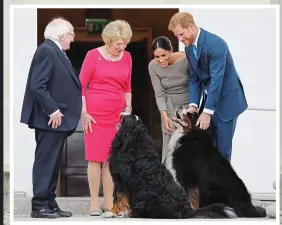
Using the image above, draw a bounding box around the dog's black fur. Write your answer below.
[169,110,266,218]
[108,115,237,219]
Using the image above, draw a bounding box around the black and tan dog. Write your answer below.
[107,114,237,219]
[164,106,266,218]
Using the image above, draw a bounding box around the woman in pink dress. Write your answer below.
[79,20,133,217]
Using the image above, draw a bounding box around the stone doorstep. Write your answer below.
[14,197,104,216]
[14,196,275,216]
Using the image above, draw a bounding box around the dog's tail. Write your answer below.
[189,203,238,219]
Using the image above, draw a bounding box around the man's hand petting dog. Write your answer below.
[187,106,211,130]
[81,112,97,134]
[187,105,198,114]
[48,110,64,129]
[196,112,211,130]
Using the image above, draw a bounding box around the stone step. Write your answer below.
[14,196,275,216]
[14,197,101,216]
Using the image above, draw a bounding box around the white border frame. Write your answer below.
[9,4,280,225]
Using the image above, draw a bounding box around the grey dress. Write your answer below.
[148,58,190,163]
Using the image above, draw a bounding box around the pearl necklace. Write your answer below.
[104,46,122,62]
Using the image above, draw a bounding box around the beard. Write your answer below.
[183,38,193,47]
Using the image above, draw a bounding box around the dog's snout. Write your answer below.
[176,111,181,119]
[179,106,183,109]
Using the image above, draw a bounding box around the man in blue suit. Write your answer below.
[168,12,248,161]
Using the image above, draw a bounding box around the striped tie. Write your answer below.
[62,51,70,62]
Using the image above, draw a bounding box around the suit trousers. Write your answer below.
[210,114,238,161]
[199,93,237,161]
[31,128,71,211]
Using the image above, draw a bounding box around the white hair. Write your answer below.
[164,129,184,186]
[44,17,71,40]
[101,20,132,44]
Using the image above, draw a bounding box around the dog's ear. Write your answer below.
[113,114,151,150]
[182,112,198,128]
[134,116,150,137]
[188,112,199,126]
[111,132,122,150]
[134,115,143,125]
[111,129,131,154]
[112,115,137,152]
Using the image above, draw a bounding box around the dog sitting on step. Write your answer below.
[164,106,266,218]
[107,114,237,219]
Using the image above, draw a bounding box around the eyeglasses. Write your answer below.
[67,32,75,37]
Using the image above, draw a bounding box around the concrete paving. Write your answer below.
[13,196,277,222]
[13,215,276,222]
[13,196,275,216]
[11,174,281,223]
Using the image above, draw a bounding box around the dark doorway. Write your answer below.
[59,38,158,197]
[37,7,179,196]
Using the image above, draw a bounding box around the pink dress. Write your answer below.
[79,48,132,162]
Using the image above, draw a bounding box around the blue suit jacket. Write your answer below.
[185,28,248,122]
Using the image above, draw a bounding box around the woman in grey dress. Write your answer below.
[148,36,190,163]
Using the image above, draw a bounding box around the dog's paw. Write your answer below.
[102,211,117,218]
[117,212,126,217]
[224,206,238,218]
[117,210,131,218]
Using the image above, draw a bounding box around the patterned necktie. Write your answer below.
[192,44,197,59]
[62,51,70,62]
[62,50,76,74]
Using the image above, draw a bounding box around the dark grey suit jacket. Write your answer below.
[20,39,82,132]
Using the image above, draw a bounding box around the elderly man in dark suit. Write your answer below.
[20,17,82,218]
[168,12,248,162]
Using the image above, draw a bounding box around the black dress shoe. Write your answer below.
[52,208,72,217]
[30,209,59,218]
